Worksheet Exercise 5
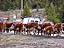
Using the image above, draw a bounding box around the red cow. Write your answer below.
[0,22,3,32]
[4,21,13,33]
[44,23,62,36]
[45,26,54,36]
[24,22,38,35]
[13,22,23,35]
[38,22,52,35]
[54,23,62,34]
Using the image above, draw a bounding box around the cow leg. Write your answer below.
[41,31,42,36]
[53,31,55,36]
[48,30,51,36]
[0,29,2,32]
[3,29,5,32]
[41,29,43,35]
[27,28,29,35]
[38,29,39,35]
[14,28,16,35]
[57,29,60,36]
[49,32,51,36]
[33,28,36,35]
[29,28,32,35]
[44,30,46,36]
[24,28,26,35]
[38,29,42,36]
[29,29,31,35]
[21,27,24,35]
[41,29,43,36]
[13,28,15,35]
[6,28,9,33]
[27,28,32,35]
[16,27,20,34]
[22,28,25,35]
[19,27,21,35]
[45,30,49,36]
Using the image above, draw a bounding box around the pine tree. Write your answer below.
[23,0,32,16]
[47,3,60,23]
[0,0,21,11]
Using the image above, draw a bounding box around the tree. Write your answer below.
[23,0,32,16]
[57,0,64,23]
[0,0,21,11]
[47,3,60,23]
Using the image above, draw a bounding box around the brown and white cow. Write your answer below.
[38,22,52,35]
[45,26,54,36]
[54,23,62,34]
[44,23,62,36]
[0,22,3,32]
[13,22,23,35]
[23,22,38,35]
[3,21,13,33]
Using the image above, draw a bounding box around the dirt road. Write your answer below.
[0,34,64,48]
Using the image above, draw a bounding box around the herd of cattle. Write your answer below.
[0,18,62,36]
